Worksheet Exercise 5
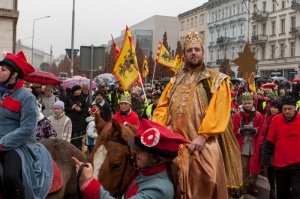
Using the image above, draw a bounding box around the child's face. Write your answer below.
[135,150,150,168]
[53,106,63,115]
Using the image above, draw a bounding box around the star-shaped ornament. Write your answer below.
[232,42,258,81]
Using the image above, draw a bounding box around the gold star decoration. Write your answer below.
[232,42,258,81]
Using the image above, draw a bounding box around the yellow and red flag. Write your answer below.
[142,55,149,78]
[112,26,139,90]
[111,34,120,59]
[174,54,184,74]
[247,72,256,94]
[155,42,176,71]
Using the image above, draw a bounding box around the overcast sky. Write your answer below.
[17,0,207,58]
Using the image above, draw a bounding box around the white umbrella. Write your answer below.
[62,76,97,89]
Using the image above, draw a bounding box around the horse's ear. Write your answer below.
[94,112,107,135]
[111,118,123,139]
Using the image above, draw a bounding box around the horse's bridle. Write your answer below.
[108,137,135,199]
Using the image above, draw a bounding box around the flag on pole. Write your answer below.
[247,72,256,94]
[111,34,120,59]
[174,54,184,74]
[112,26,139,90]
[142,55,149,78]
[155,42,176,71]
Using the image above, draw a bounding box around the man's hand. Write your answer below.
[72,157,93,186]
[188,134,207,153]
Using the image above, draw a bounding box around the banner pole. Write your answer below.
[151,62,157,89]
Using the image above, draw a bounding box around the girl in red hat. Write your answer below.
[0,51,53,198]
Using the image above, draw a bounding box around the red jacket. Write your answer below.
[112,109,140,127]
[232,108,264,174]
[267,113,300,167]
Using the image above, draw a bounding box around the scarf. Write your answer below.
[241,109,255,126]
[120,109,131,116]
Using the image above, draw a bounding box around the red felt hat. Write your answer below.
[128,119,188,159]
[0,51,35,79]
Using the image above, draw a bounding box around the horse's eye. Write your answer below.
[111,163,121,170]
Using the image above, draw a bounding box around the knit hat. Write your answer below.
[120,93,131,105]
[53,100,65,110]
[242,92,254,104]
[281,97,296,106]
[95,90,105,97]
[128,119,188,159]
[266,92,275,100]
[71,85,81,93]
[0,51,35,79]
[270,99,282,110]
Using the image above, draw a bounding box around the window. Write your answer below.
[272,0,276,11]
[180,21,185,31]
[240,46,243,52]
[282,0,285,8]
[225,7,228,18]
[241,3,245,13]
[232,26,235,37]
[231,47,235,59]
[262,23,266,35]
[291,42,295,57]
[253,25,257,36]
[219,10,222,20]
[261,46,265,60]
[194,16,197,27]
[217,50,220,59]
[240,23,244,36]
[211,31,214,42]
[281,19,285,33]
[201,14,205,24]
[263,2,266,12]
[233,5,236,15]
[229,7,232,16]
[210,50,214,62]
[186,19,189,30]
[271,21,276,35]
[215,12,218,21]
[271,45,275,59]
[225,48,227,58]
[218,29,221,38]
[280,43,285,58]
[190,18,193,28]
[211,12,214,22]
[237,4,240,14]
[291,17,296,29]
[225,28,228,37]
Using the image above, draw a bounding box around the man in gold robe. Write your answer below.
[153,29,242,199]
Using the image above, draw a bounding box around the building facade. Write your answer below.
[178,3,208,64]
[0,0,19,59]
[206,0,250,77]
[108,15,179,58]
[249,0,300,80]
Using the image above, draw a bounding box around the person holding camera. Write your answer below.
[232,92,264,195]
[64,85,88,151]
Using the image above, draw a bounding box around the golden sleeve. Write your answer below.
[152,82,173,125]
[199,79,231,138]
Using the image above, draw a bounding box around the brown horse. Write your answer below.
[41,139,86,199]
[88,117,138,197]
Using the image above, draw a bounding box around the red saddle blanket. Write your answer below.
[49,159,63,193]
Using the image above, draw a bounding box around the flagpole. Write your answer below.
[137,71,149,107]
[151,62,157,88]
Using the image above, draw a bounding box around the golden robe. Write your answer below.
[153,65,243,199]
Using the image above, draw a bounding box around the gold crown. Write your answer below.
[183,29,203,47]
[242,92,254,102]
[120,94,131,105]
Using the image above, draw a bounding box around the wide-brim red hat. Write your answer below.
[128,119,188,159]
[0,51,35,79]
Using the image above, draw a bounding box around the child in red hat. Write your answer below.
[73,119,188,199]
[0,51,53,198]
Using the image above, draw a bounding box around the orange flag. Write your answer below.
[112,26,139,90]
[155,42,176,71]
[247,72,256,94]
[142,55,149,78]
[174,54,184,74]
[111,34,120,59]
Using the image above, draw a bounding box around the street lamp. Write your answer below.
[31,16,50,64]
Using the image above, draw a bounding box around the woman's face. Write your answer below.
[135,150,150,168]
[0,65,13,84]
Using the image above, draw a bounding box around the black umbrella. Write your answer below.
[255,77,269,83]
[230,78,241,84]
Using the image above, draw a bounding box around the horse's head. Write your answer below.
[89,117,138,196]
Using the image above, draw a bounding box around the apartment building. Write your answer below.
[249,0,300,80]
[178,3,208,64]
[0,0,19,58]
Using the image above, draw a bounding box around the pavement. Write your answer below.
[243,172,273,199]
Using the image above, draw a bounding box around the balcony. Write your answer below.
[216,36,230,44]
[251,11,269,21]
[291,0,300,10]
[251,34,268,44]
[290,26,300,37]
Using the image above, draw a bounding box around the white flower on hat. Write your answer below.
[141,128,160,147]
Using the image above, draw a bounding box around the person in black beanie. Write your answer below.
[64,85,88,151]
[262,97,300,199]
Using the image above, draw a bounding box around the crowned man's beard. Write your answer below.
[187,59,203,69]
